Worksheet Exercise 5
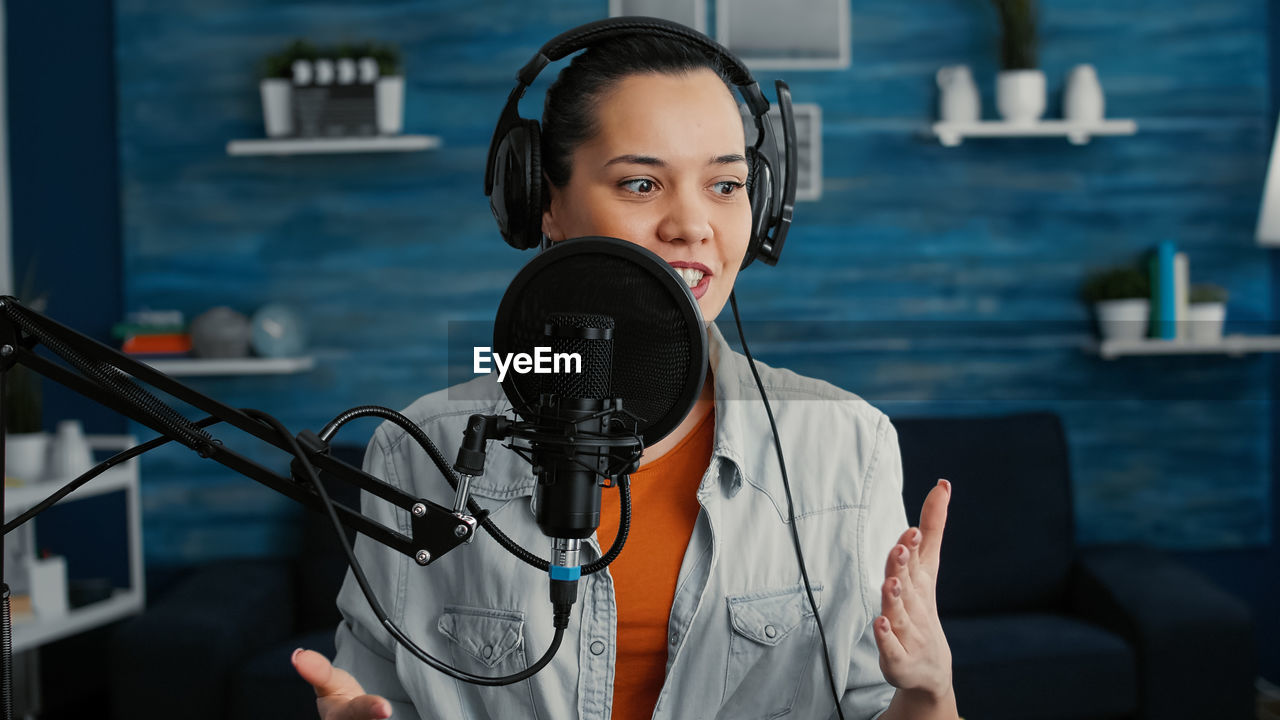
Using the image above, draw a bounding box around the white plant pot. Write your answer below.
[5,432,49,484]
[259,79,293,138]
[1186,302,1226,343]
[1094,298,1149,341]
[997,69,1046,125]
[376,76,405,135]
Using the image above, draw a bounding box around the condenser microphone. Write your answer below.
[490,236,709,601]
[531,312,615,541]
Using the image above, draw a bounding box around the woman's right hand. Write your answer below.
[292,648,393,720]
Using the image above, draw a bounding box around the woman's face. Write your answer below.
[541,69,753,322]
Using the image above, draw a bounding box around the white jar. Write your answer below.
[937,65,980,123]
[1064,64,1105,123]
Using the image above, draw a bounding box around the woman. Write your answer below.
[293,26,957,720]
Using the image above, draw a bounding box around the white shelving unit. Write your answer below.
[141,355,315,376]
[1095,335,1280,359]
[226,134,440,156]
[5,435,143,654]
[932,119,1138,147]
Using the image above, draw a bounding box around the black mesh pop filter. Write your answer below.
[493,237,707,447]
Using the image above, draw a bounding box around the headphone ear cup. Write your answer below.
[742,150,773,270]
[523,119,544,250]
[491,120,544,251]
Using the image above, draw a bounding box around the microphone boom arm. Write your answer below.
[0,296,477,569]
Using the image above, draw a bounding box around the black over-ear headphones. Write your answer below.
[484,16,797,270]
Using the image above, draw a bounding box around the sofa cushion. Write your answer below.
[946,612,1137,720]
[894,412,1074,615]
[227,628,338,720]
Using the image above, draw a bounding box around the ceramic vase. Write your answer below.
[1064,64,1105,123]
[937,65,980,123]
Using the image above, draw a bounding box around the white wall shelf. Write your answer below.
[226,134,440,156]
[1095,335,1280,359]
[141,355,315,376]
[4,435,143,654]
[12,590,140,653]
[932,119,1137,147]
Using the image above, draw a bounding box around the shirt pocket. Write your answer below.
[719,583,823,720]
[437,605,540,718]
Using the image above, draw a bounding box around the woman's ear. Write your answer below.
[541,173,564,243]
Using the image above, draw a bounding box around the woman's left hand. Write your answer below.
[874,478,954,701]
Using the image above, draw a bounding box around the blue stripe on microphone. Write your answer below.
[549,565,581,581]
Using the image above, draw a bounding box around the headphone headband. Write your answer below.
[520,18,768,116]
[486,16,795,268]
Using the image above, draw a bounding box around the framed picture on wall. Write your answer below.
[743,102,822,201]
[716,0,850,70]
[609,0,707,34]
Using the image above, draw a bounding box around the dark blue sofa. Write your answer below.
[895,411,1254,720]
[111,413,1255,719]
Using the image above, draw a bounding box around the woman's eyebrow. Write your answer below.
[605,154,664,168]
[603,153,748,167]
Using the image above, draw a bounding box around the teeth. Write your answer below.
[675,267,705,288]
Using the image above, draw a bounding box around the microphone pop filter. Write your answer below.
[494,237,707,447]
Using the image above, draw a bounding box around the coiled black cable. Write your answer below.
[317,404,632,574]
[245,408,567,685]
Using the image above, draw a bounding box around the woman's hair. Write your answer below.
[540,34,736,189]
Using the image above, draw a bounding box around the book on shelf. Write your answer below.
[1173,251,1188,340]
[1148,241,1179,340]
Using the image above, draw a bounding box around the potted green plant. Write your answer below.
[1081,265,1151,341]
[259,40,317,137]
[1186,283,1228,343]
[990,0,1044,124]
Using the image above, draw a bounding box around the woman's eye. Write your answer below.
[620,178,656,194]
[714,180,745,196]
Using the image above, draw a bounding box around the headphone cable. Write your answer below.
[729,291,847,720]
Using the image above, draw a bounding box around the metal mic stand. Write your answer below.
[0,296,481,718]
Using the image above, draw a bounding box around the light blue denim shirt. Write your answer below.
[333,323,908,719]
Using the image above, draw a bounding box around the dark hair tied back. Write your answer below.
[540,35,735,190]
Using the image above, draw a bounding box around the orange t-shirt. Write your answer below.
[596,408,714,720]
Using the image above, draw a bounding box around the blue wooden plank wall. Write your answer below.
[115,0,1275,565]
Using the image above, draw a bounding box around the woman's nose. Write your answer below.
[656,188,712,245]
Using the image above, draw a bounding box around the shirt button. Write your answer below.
[590,640,606,656]
[669,632,679,646]
[482,644,494,659]
[764,625,777,639]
